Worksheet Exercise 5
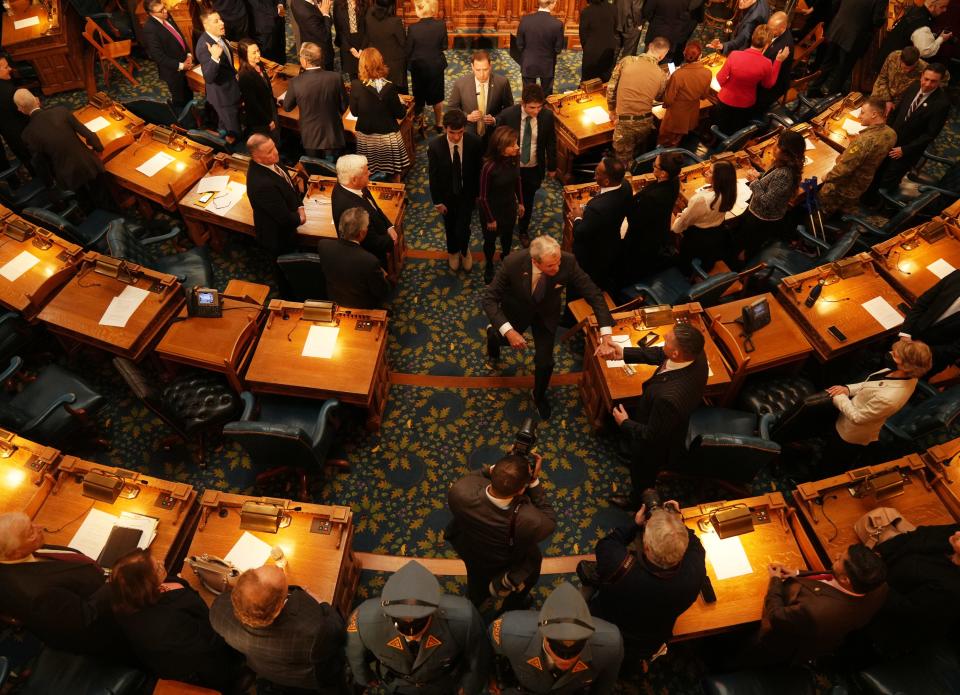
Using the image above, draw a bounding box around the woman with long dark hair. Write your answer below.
[672,160,737,271]
[334,0,366,78]
[351,47,409,180]
[365,0,407,92]
[237,38,280,141]
[406,0,447,133]
[478,125,523,283]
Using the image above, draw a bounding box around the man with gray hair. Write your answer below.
[282,41,347,158]
[482,235,615,420]
[317,206,390,308]
[246,132,304,256]
[516,0,565,95]
[332,154,396,268]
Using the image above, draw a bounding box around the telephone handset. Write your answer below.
[186,286,222,318]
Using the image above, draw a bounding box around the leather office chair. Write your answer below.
[0,163,77,215]
[745,229,859,293]
[0,356,105,447]
[223,392,347,501]
[113,358,240,465]
[297,155,339,178]
[22,207,123,252]
[619,260,741,308]
[106,222,214,289]
[737,376,822,433]
[702,668,816,695]
[709,123,763,155]
[881,383,960,453]
[186,129,231,154]
[844,186,950,249]
[857,641,960,695]
[276,253,329,302]
[123,97,199,130]
[0,647,146,695]
[0,312,39,366]
[630,147,702,176]
[765,389,836,447]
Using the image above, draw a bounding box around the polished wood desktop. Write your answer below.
[673,492,823,640]
[547,87,614,182]
[72,95,145,161]
[182,490,360,617]
[244,301,390,430]
[0,429,59,518]
[37,252,185,362]
[776,253,909,361]
[561,174,655,250]
[1,0,86,94]
[156,280,271,393]
[793,455,955,563]
[871,217,960,303]
[0,214,83,321]
[745,123,839,198]
[35,455,200,570]
[105,125,213,212]
[677,152,758,214]
[943,198,960,221]
[810,92,867,153]
[922,437,960,522]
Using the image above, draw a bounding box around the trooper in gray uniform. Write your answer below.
[345,560,491,694]
[489,582,623,694]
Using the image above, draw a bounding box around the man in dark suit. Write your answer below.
[141,0,194,110]
[290,0,335,70]
[446,453,556,612]
[570,156,632,293]
[0,56,32,175]
[282,42,347,158]
[807,0,886,95]
[196,9,242,145]
[755,11,793,113]
[448,50,514,138]
[644,0,702,65]
[211,0,249,41]
[317,207,390,309]
[428,108,482,271]
[516,0,564,95]
[709,0,770,56]
[620,150,683,283]
[332,154,396,268]
[496,83,557,247]
[615,0,644,59]
[899,269,960,378]
[599,323,708,509]
[209,564,347,693]
[249,0,287,64]
[483,235,615,419]
[247,134,304,256]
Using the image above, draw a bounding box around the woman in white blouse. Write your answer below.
[671,160,737,271]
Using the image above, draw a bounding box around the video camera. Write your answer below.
[640,488,664,521]
[511,417,538,458]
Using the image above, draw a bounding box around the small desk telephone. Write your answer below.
[186,286,222,318]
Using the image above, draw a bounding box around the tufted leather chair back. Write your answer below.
[687,433,781,486]
[277,253,329,302]
[883,384,960,443]
[683,272,738,307]
[19,208,84,246]
[738,377,819,418]
[16,648,146,695]
[106,223,157,268]
[769,390,835,445]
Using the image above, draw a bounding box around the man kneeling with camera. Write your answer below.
[581,489,706,665]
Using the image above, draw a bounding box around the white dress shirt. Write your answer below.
[671,188,726,234]
[206,31,229,63]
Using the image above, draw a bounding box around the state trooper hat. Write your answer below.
[381,560,441,620]
[538,582,596,641]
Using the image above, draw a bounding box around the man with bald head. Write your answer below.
[210,564,348,693]
[247,133,305,257]
[755,11,793,113]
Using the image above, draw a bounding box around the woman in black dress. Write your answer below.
[365,0,407,93]
[406,0,447,132]
[478,125,523,283]
[333,0,366,78]
[237,38,280,142]
[579,0,617,82]
[351,47,409,180]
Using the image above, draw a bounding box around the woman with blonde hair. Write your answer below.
[350,47,410,179]
[406,0,448,133]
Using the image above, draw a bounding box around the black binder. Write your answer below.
[96,526,143,570]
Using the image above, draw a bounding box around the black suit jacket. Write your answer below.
[495,104,558,175]
[756,30,794,109]
[22,106,103,192]
[248,0,281,32]
[349,78,405,134]
[888,84,951,163]
[238,64,279,132]
[316,238,390,309]
[141,14,190,85]
[579,1,618,82]
[291,0,332,49]
[0,78,29,154]
[282,68,347,150]
[902,269,960,337]
[247,160,304,255]
[624,178,680,279]
[447,72,514,136]
[427,131,482,204]
[516,10,564,80]
[482,249,614,334]
[572,179,632,291]
[196,33,242,113]
[331,184,394,265]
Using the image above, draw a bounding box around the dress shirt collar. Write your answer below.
[537,6,551,11]
[447,137,461,158]
[0,554,37,564]
[598,184,620,195]
[485,485,513,510]
[475,77,490,94]
[206,31,223,43]
[344,185,365,197]
[661,358,693,373]
[29,107,40,116]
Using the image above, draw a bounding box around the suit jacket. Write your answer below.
[661,61,712,135]
[238,64,278,132]
[248,0,281,33]
[482,249,614,335]
[283,68,347,150]
[572,179,632,291]
[316,238,390,309]
[246,160,304,255]
[888,84,951,163]
[832,370,917,444]
[291,0,333,50]
[721,0,770,55]
[349,78,405,134]
[756,30,794,108]
[22,106,104,192]
[579,1,618,82]
[195,32,241,111]
[427,131,482,204]
[901,269,960,340]
[757,575,888,665]
[826,0,887,52]
[516,10,564,80]
[448,72,514,136]
[331,183,394,265]
[141,14,190,86]
[622,178,680,281]
[643,0,698,50]
[210,587,346,692]
[406,17,447,71]
[495,103,557,175]
[365,8,407,90]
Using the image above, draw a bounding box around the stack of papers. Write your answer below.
[13,16,41,30]
[345,110,358,121]
[208,181,247,217]
[197,175,229,194]
[582,106,610,126]
[224,531,273,572]
[301,197,331,227]
[804,138,816,151]
[136,152,176,177]
[84,116,112,134]
[849,107,862,118]
[68,508,158,562]
[701,532,753,580]
[862,296,903,329]
[926,258,956,279]
[99,285,149,328]
[841,118,865,136]
[0,251,40,282]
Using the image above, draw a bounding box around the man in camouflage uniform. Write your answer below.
[818,97,897,218]
[871,46,930,115]
[606,36,670,165]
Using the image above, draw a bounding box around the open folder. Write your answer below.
[68,508,158,569]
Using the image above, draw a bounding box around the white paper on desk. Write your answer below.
[302,196,332,227]
[224,531,273,572]
[345,110,358,121]
[711,76,721,92]
[67,508,121,561]
[583,106,610,125]
[701,532,753,580]
[0,251,40,282]
[99,285,149,328]
[197,174,229,194]
[84,116,112,133]
[117,511,158,549]
[136,151,176,177]
[651,104,666,120]
[605,334,631,368]
[927,258,956,279]
[849,107,862,118]
[842,118,864,136]
[209,181,247,217]
[13,16,40,29]
[804,137,816,151]
[862,296,903,330]
[302,324,339,358]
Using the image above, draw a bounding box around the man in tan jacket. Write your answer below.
[607,36,670,163]
[658,40,712,146]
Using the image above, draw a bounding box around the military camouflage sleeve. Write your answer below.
[823,139,869,185]
[607,59,625,112]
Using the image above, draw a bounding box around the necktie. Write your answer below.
[520,115,532,165]
[163,19,186,51]
[452,144,462,195]
[477,82,488,136]
[220,38,231,61]
[906,90,925,119]
[34,547,99,567]
[273,165,293,189]
[531,272,546,303]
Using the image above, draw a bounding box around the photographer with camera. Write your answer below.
[580,489,705,666]
[446,426,557,613]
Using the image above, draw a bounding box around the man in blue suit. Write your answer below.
[195,9,242,146]
[516,0,564,95]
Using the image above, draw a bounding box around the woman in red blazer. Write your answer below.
[714,25,789,135]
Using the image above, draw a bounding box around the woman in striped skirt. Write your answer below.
[350,47,410,181]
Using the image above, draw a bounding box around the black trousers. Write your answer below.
[816,43,856,94]
[522,73,554,97]
[441,197,474,255]
[222,12,250,42]
[617,29,641,59]
[464,559,540,613]
[482,206,516,264]
[164,73,192,112]
[713,102,752,137]
[518,166,543,239]
[487,318,555,400]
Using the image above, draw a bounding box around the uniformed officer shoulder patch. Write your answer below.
[572,660,588,673]
[526,656,543,671]
[346,611,359,633]
[491,618,503,646]
[387,636,404,650]
[425,635,442,649]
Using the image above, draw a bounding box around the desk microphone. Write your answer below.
[804,280,823,308]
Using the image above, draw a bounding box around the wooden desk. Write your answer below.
[1,0,85,94]
[810,92,867,153]
[578,303,732,431]
[943,198,960,221]
[673,492,823,640]
[745,123,839,197]
[0,215,83,321]
[793,456,954,563]
[547,88,615,182]
[561,174,655,250]
[105,126,212,212]
[244,302,390,430]
[871,217,960,303]
[0,429,59,518]
[182,490,359,617]
[677,152,758,217]
[922,437,960,521]
[72,97,145,162]
[777,253,908,362]
[36,456,199,570]
[156,280,270,393]
[37,253,185,362]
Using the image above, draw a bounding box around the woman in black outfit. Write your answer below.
[237,39,280,142]
[478,125,523,283]
[109,549,245,692]
[333,0,366,78]
[365,0,407,93]
[351,47,409,180]
[406,0,447,132]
